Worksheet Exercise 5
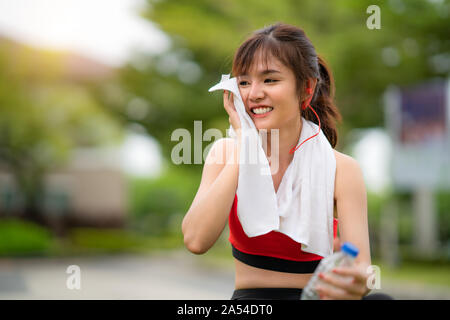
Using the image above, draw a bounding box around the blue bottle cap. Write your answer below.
[341,242,359,258]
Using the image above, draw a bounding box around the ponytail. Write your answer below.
[303,56,342,148]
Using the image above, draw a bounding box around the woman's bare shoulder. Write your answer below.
[196,137,237,192]
[333,149,365,200]
[333,149,358,166]
[204,137,236,166]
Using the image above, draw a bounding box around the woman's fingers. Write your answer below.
[223,90,241,130]
[332,266,367,285]
[316,265,369,299]
[318,272,365,297]
[316,283,361,300]
[223,90,235,111]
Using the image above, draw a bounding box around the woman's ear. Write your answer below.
[300,78,318,103]
[300,78,318,98]
[307,78,318,95]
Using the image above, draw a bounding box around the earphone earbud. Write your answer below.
[301,87,314,110]
[290,86,321,154]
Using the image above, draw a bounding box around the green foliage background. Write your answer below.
[0,0,448,262]
[103,0,449,162]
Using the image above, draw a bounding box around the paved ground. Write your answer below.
[0,250,235,300]
[0,250,449,300]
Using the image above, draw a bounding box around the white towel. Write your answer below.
[209,75,336,258]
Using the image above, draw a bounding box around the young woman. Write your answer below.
[182,23,391,300]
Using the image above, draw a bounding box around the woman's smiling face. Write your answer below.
[237,53,301,131]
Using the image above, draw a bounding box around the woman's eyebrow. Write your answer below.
[260,69,281,75]
[240,69,281,77]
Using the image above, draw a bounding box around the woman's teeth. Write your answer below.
[252,107,274,115]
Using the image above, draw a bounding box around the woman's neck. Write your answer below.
[263,116,302,169]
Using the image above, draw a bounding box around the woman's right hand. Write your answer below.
[223,90,241,133]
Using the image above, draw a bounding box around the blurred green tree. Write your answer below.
[0,42,123,225]
[95,0,448,164]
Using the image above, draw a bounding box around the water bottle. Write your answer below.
[300,242,359,300]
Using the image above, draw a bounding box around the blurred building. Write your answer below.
[383,78,449,260]
[0,147,127,229]
[0,34,126,229]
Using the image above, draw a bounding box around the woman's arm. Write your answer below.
[315,151,372,299]
[334,152,371,268]
[182,137,240,254]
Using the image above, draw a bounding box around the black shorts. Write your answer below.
[231,288,303,300]
[231,288,394,300]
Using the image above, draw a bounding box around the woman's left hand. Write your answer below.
[315,264,369,300]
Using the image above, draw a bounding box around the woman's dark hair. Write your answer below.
[231,23,342,148]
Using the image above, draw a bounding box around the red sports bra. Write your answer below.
[229,194,338,262]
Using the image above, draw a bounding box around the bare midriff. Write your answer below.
[234,258,314,290]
